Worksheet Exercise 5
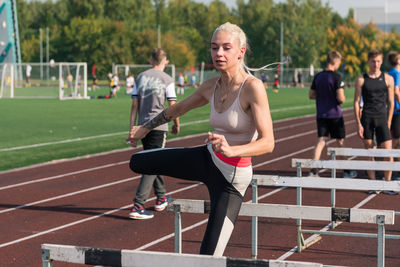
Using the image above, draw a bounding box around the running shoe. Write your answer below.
[391,175,400,181]
[155,196,168,211]
[343,170,357,178]
[383,190,399,195]
[308,168,319,178]
[129,205,154,220]
[367,190,381,194]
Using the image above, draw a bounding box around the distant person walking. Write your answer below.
[354,49,394,185]
[308,50,356,178]
[128,48,180,219]
[26,64,32,87]
[177,72,185,95]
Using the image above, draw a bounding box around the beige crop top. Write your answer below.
[209,76,258,144]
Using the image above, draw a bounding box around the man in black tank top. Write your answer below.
[354,49,395,183]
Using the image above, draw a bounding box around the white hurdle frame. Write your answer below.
[327,147,400,158]
[168,199,395,267]
[287,156,400,266]
[326,147,400,217]
[41,243,325,267]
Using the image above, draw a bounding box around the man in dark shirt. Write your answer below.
[354,49,394,185]
[309,51,356,178]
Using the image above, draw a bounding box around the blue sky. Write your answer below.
[195,0,399,17]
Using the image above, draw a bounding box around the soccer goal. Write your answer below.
[0,62,88,100]
[113,64,176,85]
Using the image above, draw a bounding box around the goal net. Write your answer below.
[113,64,175,92]
[0,62,88,100]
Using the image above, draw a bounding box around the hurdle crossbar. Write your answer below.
[253,175,400,192]
[168,198,394,266]
[169,199,394,224]
[327,147,400,158]
[41,243,324,267]
[291,158,400,171]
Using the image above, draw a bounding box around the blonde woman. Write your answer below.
[127,22,275,256]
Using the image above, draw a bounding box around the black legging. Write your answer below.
[130,145,245,255]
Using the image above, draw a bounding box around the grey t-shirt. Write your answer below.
[132,68,177,131]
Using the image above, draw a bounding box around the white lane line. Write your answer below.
[270,104,314,113]
[0,132,128,152]
[0,183,201,248]
[0,175,140,214]
[273,109,354,132]
[0,118,336,190]
[274,120,315,131]
[277,193,378,261]
[0,120,210,152]
[0,132,208,176]
[0,105,353,153]
[0,161,129,191]
[0,130,306,248]
[0,109,354,176]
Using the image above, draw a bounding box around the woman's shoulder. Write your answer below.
[194,76,219,100]
[198,77,219,92]
[243,75,264,92]
[203,76,220,87]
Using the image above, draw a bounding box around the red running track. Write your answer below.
[0,109,399,266]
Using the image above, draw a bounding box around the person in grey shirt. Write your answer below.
[128,48,180,219]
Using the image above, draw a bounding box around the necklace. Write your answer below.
[217,70,245,104]
[218,79,238,104]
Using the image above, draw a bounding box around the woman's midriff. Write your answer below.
[214,150,252,167]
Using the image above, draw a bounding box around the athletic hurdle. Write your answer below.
[327,147,400,216]
[327,147,400,159]
[41,243,325,267]
[292,158,400,215]
[168,199,394,267]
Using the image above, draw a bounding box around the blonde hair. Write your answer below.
[213,22,248,72]
[327,50,342,64]
[212,22,287,73]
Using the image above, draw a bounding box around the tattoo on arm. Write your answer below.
[143,110,172,130]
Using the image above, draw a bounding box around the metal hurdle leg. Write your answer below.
[251,179,258,259]
[174,204,182,254]
[377,215,385,267]
[296,162,305,252]
[330,150,338,229]
[41,248,52,267]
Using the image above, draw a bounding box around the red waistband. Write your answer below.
[214,151,252,167]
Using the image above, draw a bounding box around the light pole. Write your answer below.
[39,28,43,81]
[280,22,284,86]
[46,27,49,85]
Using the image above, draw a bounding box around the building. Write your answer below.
[354,4,400,33]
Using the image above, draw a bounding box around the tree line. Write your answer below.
[17,0,400,79]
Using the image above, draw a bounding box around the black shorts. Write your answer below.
[391,114,400,138]
[361,114,391,144]
[317,117,345,139]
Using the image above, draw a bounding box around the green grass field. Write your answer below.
[0,86,355,171]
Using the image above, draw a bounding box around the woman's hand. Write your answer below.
[357,124,364,139]
[206,132,235,157]
[126,126,150,147]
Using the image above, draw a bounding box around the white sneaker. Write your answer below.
[343,170,357,178]
[154,196,168,211]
